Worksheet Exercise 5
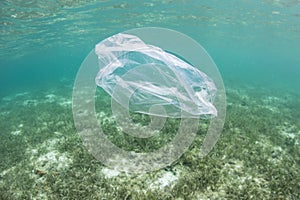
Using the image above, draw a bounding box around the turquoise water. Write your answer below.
[1,0,299,199]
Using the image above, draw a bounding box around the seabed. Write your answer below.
[0,80,299,199]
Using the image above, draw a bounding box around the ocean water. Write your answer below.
[0,0,299,199]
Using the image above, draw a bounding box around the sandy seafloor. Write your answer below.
[1,0,300,199]
[0,78,299,199]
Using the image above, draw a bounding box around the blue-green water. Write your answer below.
[0,0,299,199]
[1,0,300,95]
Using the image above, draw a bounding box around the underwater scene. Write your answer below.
[0,0,299,199]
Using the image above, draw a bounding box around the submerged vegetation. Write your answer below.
[0,81,299,199]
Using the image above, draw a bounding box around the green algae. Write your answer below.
[0,83,299,199]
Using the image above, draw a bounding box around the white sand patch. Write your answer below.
[0,166,16,177]
[34,151,72,172]
[222,160,244,174]
[45,94,56,103]
[2,96,12,101]
[149,171,179,190]
[15,92,29,97]
[263,105,280,113]
[26,137,73,174]
[280,128,297,139]
[2,92,29,101]
[11,130,22,135]
[40,138,60,149]
[262,95,287,105]
[0,111,10,115]
[44,94,71,107]
[101,168,120,178]
[58,99,72,107]
[277,123,299,144]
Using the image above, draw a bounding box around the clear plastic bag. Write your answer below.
[95,33,217,118]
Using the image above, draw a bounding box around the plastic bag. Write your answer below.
[95,33,217,118]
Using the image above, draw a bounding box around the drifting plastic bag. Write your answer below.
[95,33,217,118]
